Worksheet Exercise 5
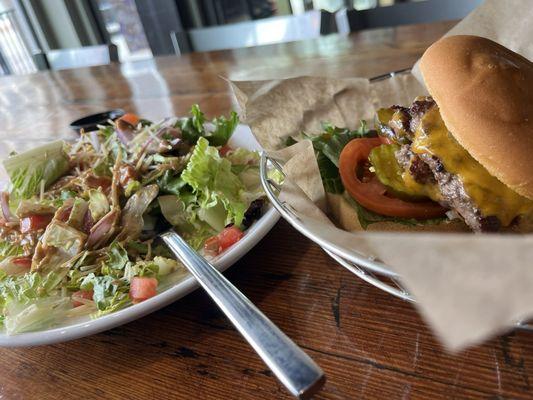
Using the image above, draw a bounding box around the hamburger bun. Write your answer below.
[420,35,533,200]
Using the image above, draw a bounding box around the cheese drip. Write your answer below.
[410,106,533,226]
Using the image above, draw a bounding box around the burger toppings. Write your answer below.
[338,138,446,220]
[376,97,533,232]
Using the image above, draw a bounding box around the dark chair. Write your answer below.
[34,44,119,71]
[183,10,336,53]
[336,0,484,34]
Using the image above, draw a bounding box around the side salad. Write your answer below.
[0,105,267,334]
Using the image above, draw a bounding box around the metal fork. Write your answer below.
[160,231,325,399]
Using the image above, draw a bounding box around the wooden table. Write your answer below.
[1,20,533,400]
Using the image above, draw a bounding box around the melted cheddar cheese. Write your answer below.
[409,106,533,226]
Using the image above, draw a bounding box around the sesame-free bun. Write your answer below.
[420,35,533,200]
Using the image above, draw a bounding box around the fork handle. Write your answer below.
[160,231,325,399]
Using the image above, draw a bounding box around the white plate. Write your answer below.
[0,124,279,347]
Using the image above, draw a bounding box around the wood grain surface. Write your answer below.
[1,20,532,400]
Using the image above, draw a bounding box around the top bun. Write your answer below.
[420,35,533,200]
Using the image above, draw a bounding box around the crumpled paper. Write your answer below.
[229,0,533,351]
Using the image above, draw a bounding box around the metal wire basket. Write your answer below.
[259,153,414,303]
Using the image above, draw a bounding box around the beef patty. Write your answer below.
[384,98,501,232]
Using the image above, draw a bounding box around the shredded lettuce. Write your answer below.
[0,270,71,333]
[0,242,24,261]
[80,273,129,312]
[100,242,130,277]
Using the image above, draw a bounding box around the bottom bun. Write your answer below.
[326,193,470,233]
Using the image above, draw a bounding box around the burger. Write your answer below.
[337,35,533,232]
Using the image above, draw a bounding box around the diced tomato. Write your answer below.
[118,113,140,127]
[12,256,32,269]
[218,226,244,252]
[129,277,158,303]
[219,145,232,157]
[338,138,446,219]
[204,226,244,256]
[72,290,94,307]
[20,214,53,233]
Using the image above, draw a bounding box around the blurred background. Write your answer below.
[0,0,481,75]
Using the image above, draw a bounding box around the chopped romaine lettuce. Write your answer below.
[178,104,238,146]
[152,257,181,276]
[4,296,72,334]
[101,242,130,277]
[181,137,249,228]
[41,221,86,257]
[3,140,69,199]
[179,104,206,144]
[67,198,88,230]
[205,111,239,146]
[116,184,159,241]
[88,190,110,221]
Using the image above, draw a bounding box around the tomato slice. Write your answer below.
[20,214,53,233]
[338,138,446,219]
[72,290,94,307]
[130,277,158,303]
